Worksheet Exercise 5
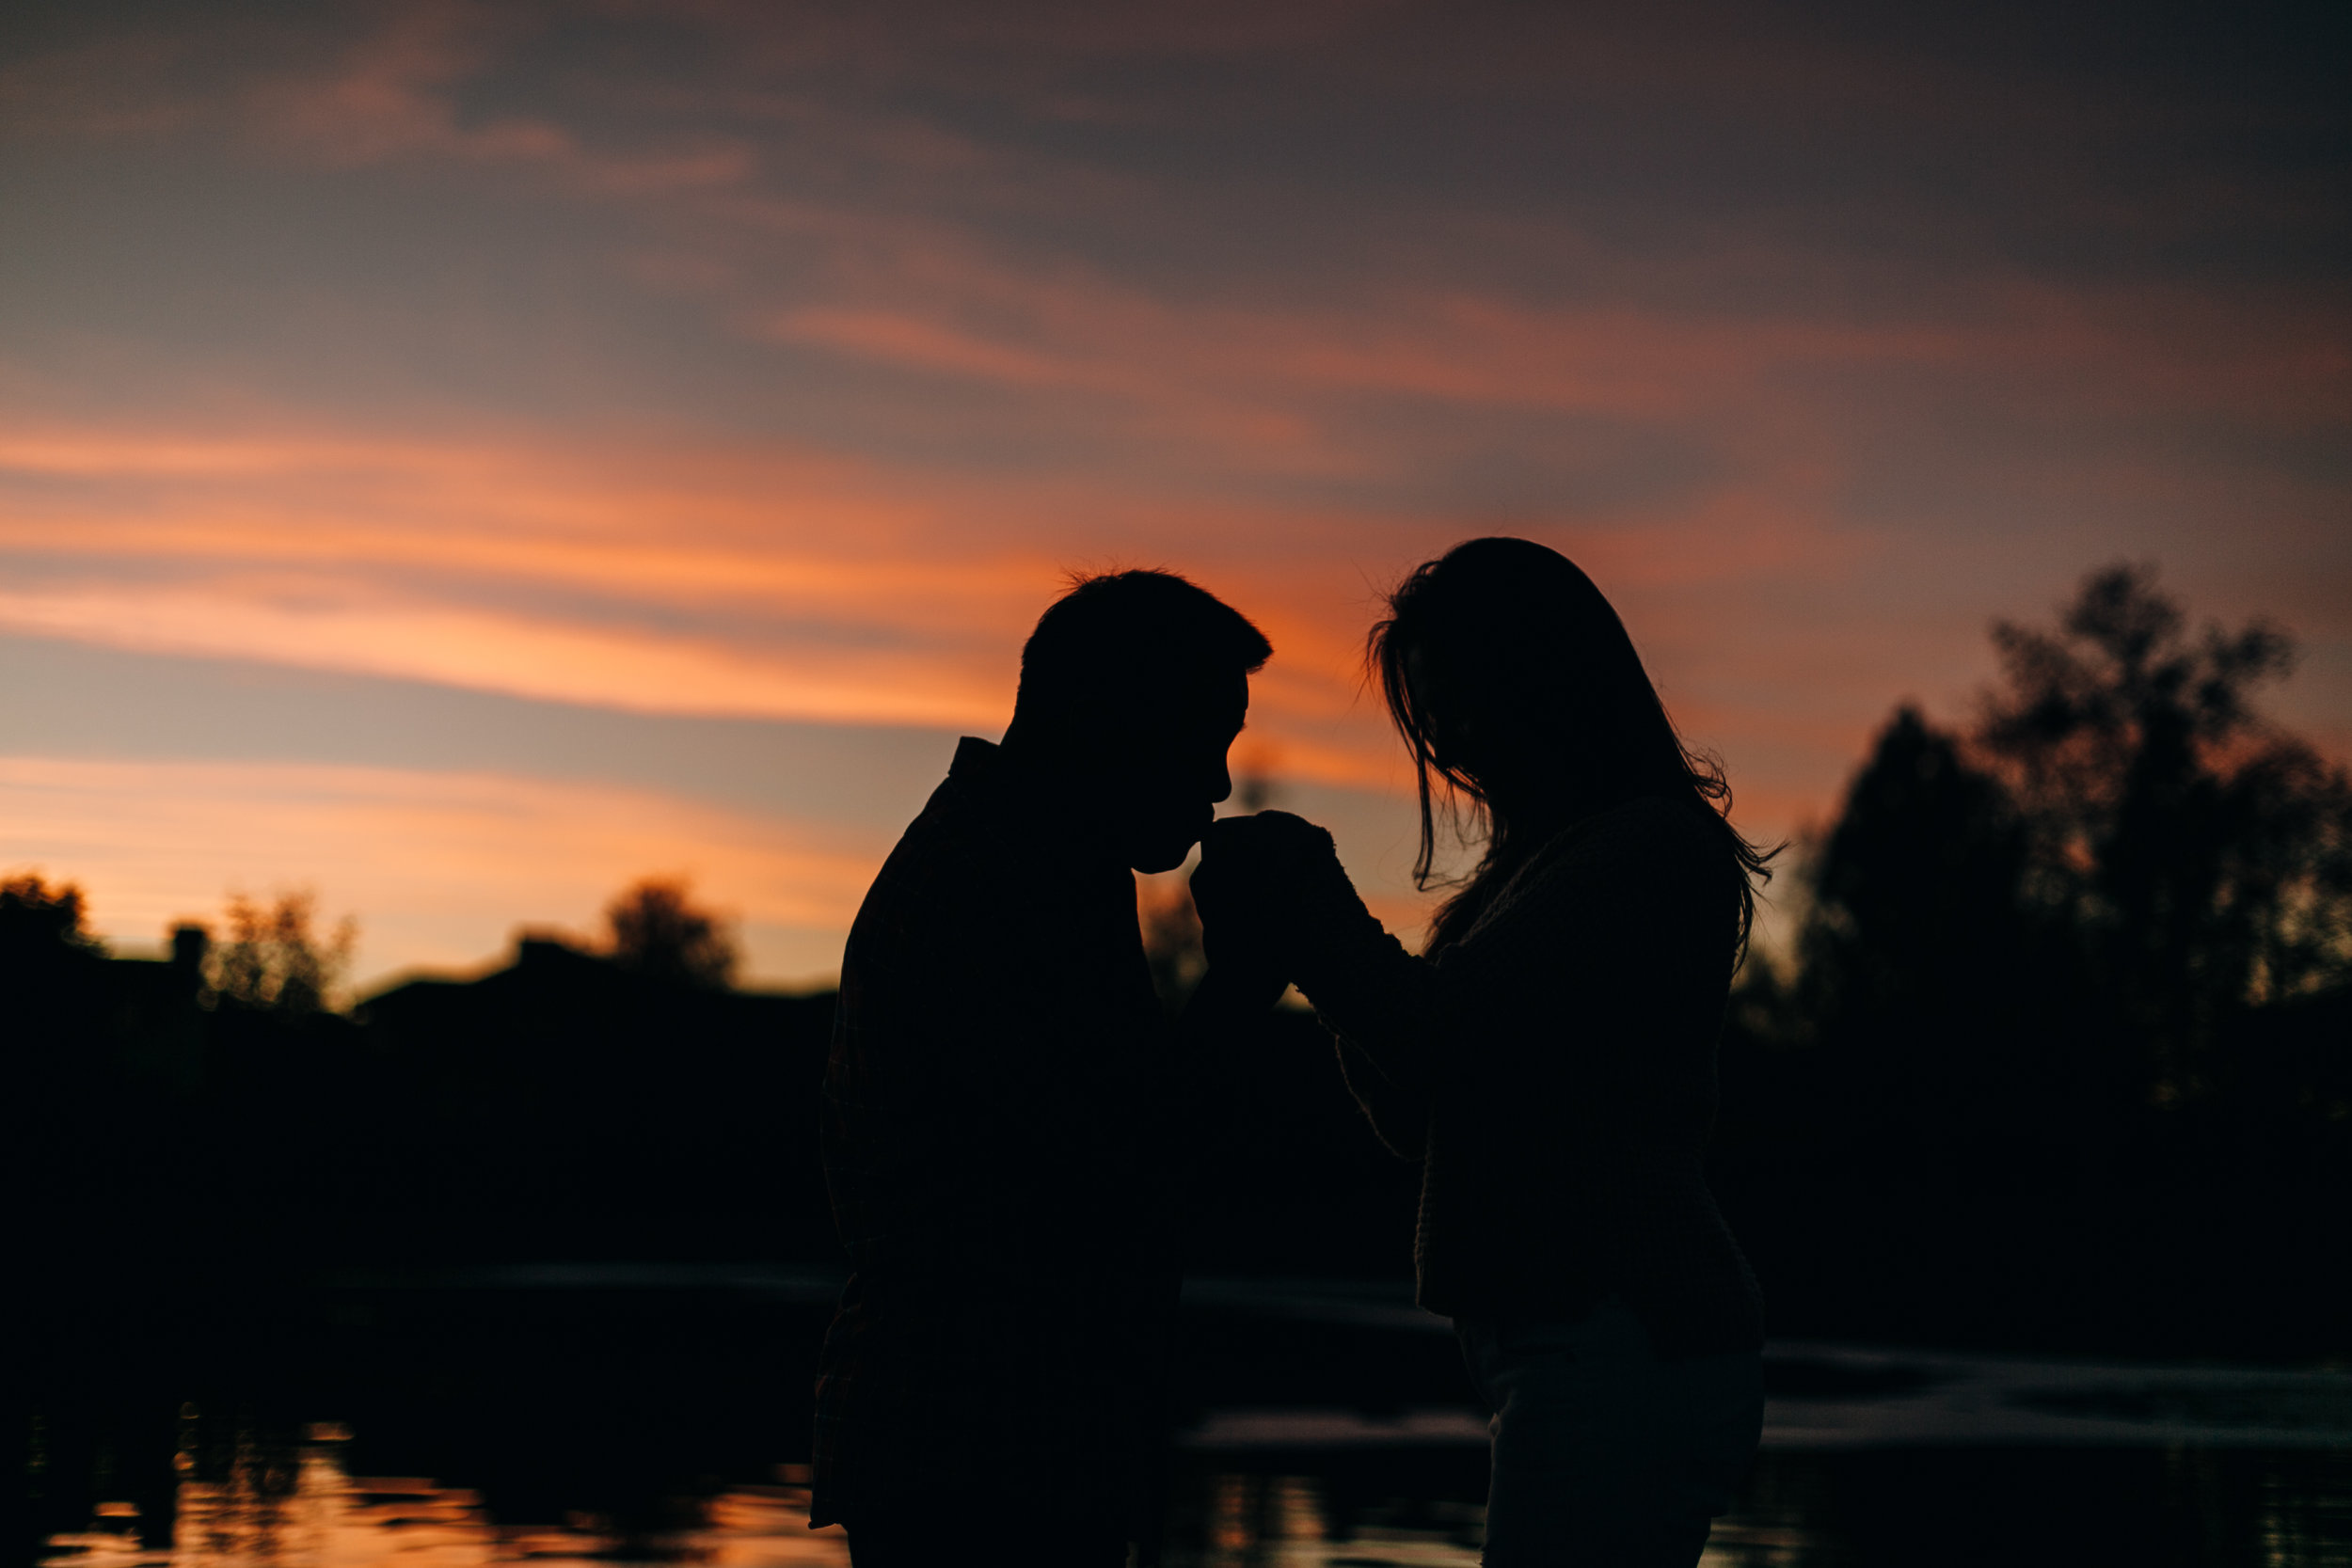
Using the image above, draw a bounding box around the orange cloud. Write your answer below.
[0,580,1013,729]
[0,411,1925,811]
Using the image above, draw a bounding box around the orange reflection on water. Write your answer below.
[1196,1473,1484,1567]
[41,1426,849,1568]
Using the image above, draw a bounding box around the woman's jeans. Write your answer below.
[1456,1298,1764,1566]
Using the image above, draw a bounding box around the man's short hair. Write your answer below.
[1012,569,1272,743]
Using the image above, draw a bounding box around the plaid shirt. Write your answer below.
[810,737,1182,1529]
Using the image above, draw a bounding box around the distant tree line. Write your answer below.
[11,565,2348,1356]
[9,878,808,1271]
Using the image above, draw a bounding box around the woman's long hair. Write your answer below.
[1370,537,1777,960]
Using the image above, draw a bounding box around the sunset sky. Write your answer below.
[2,1,2345,989]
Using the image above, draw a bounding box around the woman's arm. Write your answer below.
[1336,1037,1430,1159]
[1193,821,1434,1155]
[1202,802,1716,1107]
[1197,813,1444,1096]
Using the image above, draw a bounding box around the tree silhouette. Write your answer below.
[1791,707,2069,1154]
[1802,707,2032,1026]
[3,875,111,1110]
[1707,564,2352,1353]
[605,877,739,988]
[208,891,358,1014]
[0,873,103,958]
[1979,563,2352,1101]
[1779,562,2352,1171]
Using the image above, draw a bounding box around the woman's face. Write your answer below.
[1405,641,1571,814]
[1405,644,1488,778]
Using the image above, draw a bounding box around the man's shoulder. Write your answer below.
[858,790,993,920]
[850,770,1076,958]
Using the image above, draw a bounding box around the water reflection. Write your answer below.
[30,1277,2352,1568]
[1184,1473,1484,1566]
[40,1430,2352,1568]
[40,1422,850,1568]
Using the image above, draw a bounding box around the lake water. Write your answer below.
[28,1271,2352,1567]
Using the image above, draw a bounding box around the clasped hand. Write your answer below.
[1190,810,1348,1011]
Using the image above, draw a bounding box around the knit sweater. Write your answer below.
[1294,794,1763,1358]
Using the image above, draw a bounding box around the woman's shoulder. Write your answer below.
[1455,795,1718,932]
[1537,792,1722,872]
[1437,800,1724,966]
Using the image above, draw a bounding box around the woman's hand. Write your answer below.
[1204,810,1351,904]
[1189,816,1288,1013]
[1194,811,1356,983]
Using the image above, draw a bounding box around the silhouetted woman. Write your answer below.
[1196,537,1772,1566]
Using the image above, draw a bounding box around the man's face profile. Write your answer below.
[1116,671,1248,874]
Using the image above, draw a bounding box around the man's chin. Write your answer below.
[1129,844,1196,875]
[1128,827,1206,875]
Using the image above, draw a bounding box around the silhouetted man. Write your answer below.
[809,570,1277,1566]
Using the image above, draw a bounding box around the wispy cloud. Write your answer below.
[0,413,1899,795]
[0,0,2340,983]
